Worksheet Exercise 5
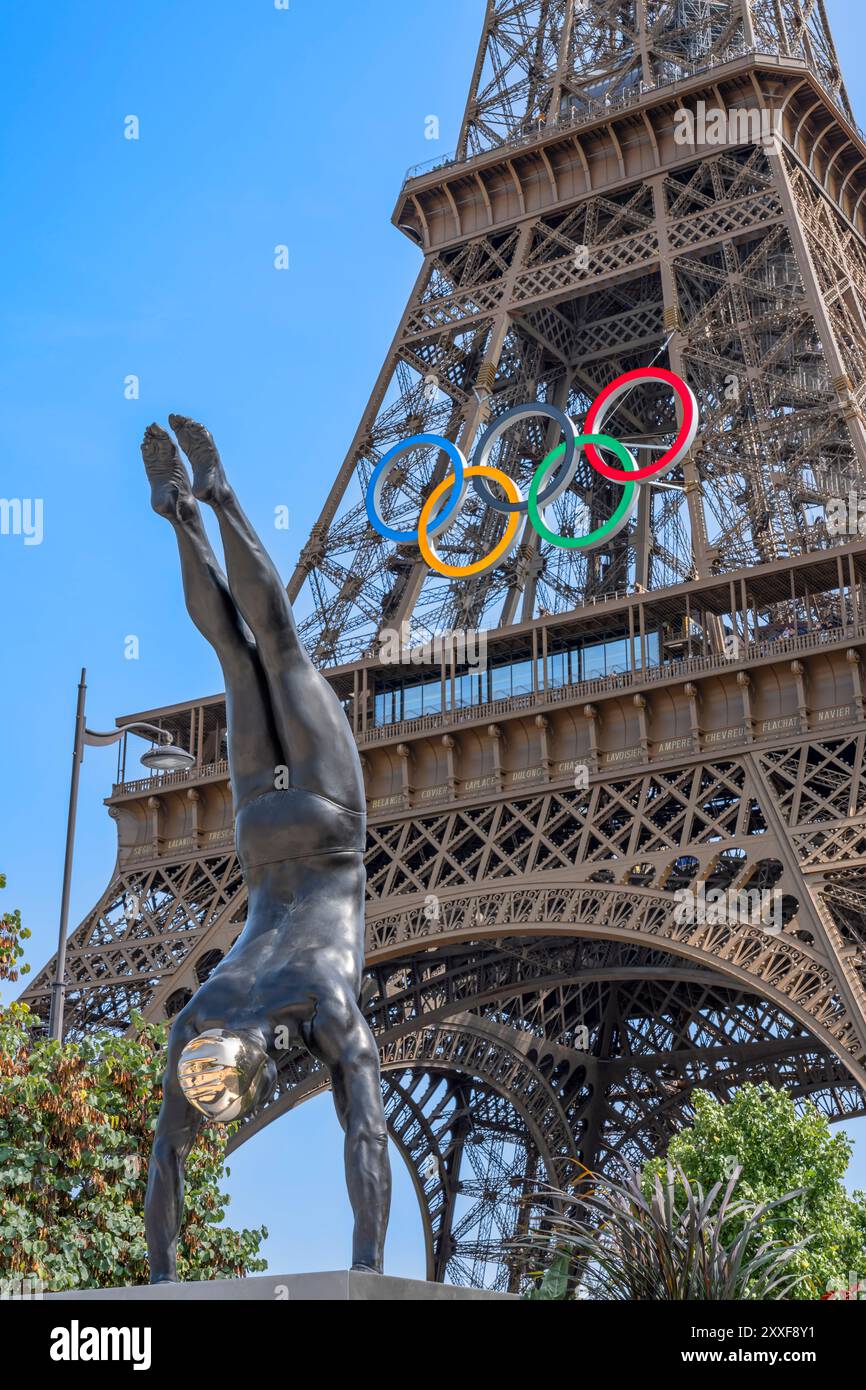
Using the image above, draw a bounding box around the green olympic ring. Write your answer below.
[528,433,638,550]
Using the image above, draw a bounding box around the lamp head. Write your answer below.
[177,1028,276,1123]
[140,741,196,772]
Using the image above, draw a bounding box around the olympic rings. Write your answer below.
[418,465,522,578]
[470,402,578,514]
[528,434,638,549]
[583,367,697,482]
[366,433,468,544]
[363,367,697,576]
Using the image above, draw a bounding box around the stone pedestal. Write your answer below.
[45,1270,514,1301]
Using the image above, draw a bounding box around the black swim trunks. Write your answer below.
[235,786,366,871]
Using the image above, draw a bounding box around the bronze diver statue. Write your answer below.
[141,416,391,1280]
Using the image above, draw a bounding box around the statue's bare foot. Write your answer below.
[141,424,193,519]
[169,414,229,505]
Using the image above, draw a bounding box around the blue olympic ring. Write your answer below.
[365,434,467,544]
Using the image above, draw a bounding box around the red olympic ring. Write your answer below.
[583,367,698,483]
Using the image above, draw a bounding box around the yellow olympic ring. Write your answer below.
[418,465,521,577]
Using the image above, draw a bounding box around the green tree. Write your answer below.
[644,1083,866,1299]
[0,874,267,1290]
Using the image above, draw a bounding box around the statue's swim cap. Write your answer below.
[177,1028,275,1123]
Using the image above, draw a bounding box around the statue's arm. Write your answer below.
[144,1044,202,1284]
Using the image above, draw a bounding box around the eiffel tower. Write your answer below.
[23,0,866,1290]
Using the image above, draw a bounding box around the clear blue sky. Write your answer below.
[0,0,864,1279]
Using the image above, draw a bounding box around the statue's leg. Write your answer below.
[144,1018,202,1282]
[142,425,282,809]
[304,990,392,1272]
[168,416,363,810]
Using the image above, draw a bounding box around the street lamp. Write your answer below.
[139,742,197,772]
[48,668,196,1041]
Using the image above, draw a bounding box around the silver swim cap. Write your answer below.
[177,1028,274,1123]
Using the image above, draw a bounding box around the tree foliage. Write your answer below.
[0,876,266,1290]
[643,1083,866,1299]
[522,1163,810,1301]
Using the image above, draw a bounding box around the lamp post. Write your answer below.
[48,668,196,1042]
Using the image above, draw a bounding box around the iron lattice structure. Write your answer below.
[23,0,866,1290]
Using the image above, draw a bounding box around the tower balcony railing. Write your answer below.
[108,620,866,796]
[402,44,859,186]
[356,618,866,746]
[111,758,229,799]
